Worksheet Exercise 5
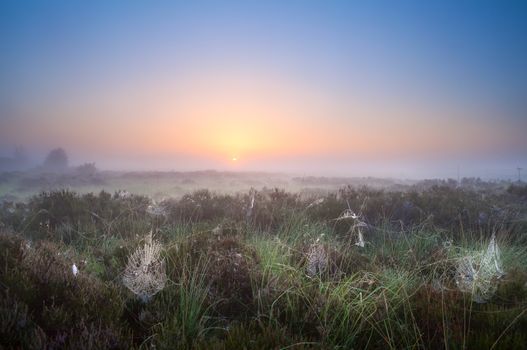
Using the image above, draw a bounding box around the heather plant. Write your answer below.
[0,290,46,349]
[194,321,314,349]
[173,229,260,318]
[9,190,152,243]
[1,184,527,349]
[507,183,527,198]
[0,232,130,348]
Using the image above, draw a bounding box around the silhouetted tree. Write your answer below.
[75,162,97,176]
[43,148,68,170]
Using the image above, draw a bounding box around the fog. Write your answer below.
[1,145,524,181]
[1,1,526,182]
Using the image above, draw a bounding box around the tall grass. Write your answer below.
[153,255,217,348]
[1,185,526,348]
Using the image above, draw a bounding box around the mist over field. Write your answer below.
[1,1,527,349]
[0,147,525,181]
[1,2,526,181]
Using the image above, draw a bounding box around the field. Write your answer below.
[1,173,527,349]
[0,170,411,201]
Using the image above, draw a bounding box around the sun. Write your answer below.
[231,157,238,162]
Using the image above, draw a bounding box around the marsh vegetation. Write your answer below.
[1,179,527,349]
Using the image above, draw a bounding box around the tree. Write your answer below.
[74,162,97,176]
[43,148,68,170]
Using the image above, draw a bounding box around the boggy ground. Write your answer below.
[1,183,527,349]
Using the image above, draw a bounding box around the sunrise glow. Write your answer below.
[0,1,526,177]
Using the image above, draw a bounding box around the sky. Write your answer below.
[1,0,526,179]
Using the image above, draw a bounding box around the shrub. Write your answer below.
[168,229,260,319]
[0,291,47,349]
[0,232,130,348]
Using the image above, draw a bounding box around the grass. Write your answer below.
[1,182,527,348]
[153,256,217,348]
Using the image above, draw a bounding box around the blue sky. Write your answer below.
[1,1,526,178]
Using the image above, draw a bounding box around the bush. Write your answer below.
[0,232,131,349]
[167,229,260,319]
[1,184,527,348]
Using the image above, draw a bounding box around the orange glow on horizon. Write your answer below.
[6,66,525,166]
